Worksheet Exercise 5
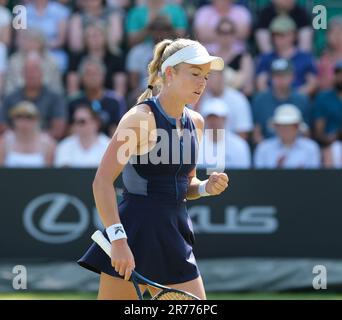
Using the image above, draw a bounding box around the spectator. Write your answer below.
[197,97,251,169]
[313,60,342,147]
[5,29,63,95]
[55,103,110,167]
[322,140,342,168]
[67,22,126,97]
[68,0,123,55]
[68,57,124,137]
[193,0,251,51]
[0,41,6,97]
[198,70,253,140]
[255,0,312,54]
[252,58,311,144]
[254,104,320,169]
[256,15,318,97]
[126,15,176,105]
[0,0,11,47]
[0,101,56,167]
[317,16,342,91]
[26,0,70,72]
[0,52,67,140]
[126,0,187,47]
[208,17,254,97]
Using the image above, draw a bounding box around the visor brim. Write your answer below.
[184,55,224,71]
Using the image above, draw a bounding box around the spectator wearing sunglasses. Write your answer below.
[209,17,254,97]
[54,103,110,167]
[0,101,56,167]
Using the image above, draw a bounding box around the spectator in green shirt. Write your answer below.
[126,0,188,47]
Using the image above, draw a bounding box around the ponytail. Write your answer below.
[137,39,173,103]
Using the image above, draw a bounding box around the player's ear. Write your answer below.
[165,66,175,82]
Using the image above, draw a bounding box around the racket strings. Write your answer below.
[152,291,198,300]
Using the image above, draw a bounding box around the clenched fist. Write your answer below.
[206,172,229,195]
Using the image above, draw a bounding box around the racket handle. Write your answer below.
[91,230,138,282]
[91,230,111,257]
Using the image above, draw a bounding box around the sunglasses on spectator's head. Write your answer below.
[73,118,90,125]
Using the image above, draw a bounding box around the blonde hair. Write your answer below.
[137,38,199,103]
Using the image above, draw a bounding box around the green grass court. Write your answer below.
[1,292,341,300]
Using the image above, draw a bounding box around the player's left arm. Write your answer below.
[186,110,229,200]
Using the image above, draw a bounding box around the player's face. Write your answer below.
[171,63,211,105]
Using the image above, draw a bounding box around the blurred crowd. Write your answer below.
[0,0,341,169]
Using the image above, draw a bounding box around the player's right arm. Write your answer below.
[92,104,155,280]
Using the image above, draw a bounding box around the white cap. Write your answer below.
[272,104,302,125]
[201,97,230,118]
[161,43,224,74]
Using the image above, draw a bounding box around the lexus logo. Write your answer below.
[23,193,89,244]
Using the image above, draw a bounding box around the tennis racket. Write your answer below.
[91,230,200,300]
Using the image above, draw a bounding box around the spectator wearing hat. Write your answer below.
[256,15,318,96]
[126,15,177,105]
[254,104,320,169]
[252,58,311,144]
[197,97,251,169]
[0,101,56,167]
[0,52,67,140]
[313,60,342,147]
[198,70,253,140]
[317,16,342,91]
[68,57,124,137]
[255,0,313,54]
[55,103,110,167]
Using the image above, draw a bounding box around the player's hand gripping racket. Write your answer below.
[91,230,200,300]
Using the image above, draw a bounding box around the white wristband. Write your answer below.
[198,180,210,197]
[106,224,127,242]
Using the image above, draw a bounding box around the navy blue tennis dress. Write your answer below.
[78,96,200,285]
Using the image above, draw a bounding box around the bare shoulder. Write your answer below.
[187,108,204,131]
[118,104,156,130]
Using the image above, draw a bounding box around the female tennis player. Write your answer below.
[78,38,229,300]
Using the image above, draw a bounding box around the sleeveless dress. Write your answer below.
[78,97,200,284]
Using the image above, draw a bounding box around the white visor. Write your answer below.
[161,43,224,74]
